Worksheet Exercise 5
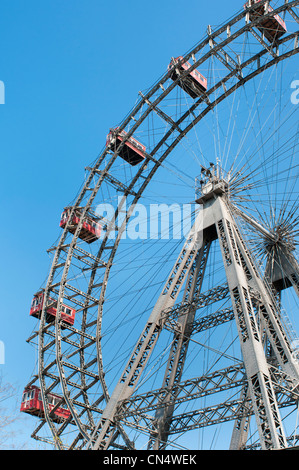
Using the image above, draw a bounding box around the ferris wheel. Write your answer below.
[21,0,299,450]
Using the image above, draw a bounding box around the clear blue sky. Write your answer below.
[0,0,273,449]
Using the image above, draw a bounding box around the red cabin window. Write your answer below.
[60,207,102,244]
[29,291,76,327]
[106,127,146,166]
[168,56,208,99]
[20,386,71,423]
[244,0,287,42]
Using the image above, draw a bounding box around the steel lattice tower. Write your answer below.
[86,165,299,451]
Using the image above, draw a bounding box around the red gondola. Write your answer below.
[20,385,71,423]
[244,0,287,42]
[106,127,146,166]
[30,291,76,326]
[168,56,208,99]
[60,207,102,244]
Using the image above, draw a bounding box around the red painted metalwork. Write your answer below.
[168,56,208,98]
[20,385,71,423]
[60,207,102,244]
[244,0,287,42]
[30,291,76,326]
[106,127,146,166]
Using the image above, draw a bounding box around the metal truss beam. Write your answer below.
[162,283,230,324]
[119,363,246,418]
[118,363,299,419]
[207,24,243,80]
[164,306,234,335]
[117,364,299,439]
[85,167,138,197]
